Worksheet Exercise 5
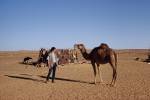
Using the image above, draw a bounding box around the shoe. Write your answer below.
[45,80,49,83]
[52,80,55,83]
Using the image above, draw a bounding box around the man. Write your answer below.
[46,47,58,83]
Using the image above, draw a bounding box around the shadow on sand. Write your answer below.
[4,74,45,83]
[4,74,93,84]
[40,75,93,84]
[19,62,37,66]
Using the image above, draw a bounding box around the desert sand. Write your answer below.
[0,50,150,100]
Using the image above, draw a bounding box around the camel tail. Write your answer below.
[114,51,117,69]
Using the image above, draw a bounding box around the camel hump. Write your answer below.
[98,43,111,58]
[99,43,110,49]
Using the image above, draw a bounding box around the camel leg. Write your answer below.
[113,63,117,86]
[109,62,117,86]
[97,65,104,84]
[91,61,97,84]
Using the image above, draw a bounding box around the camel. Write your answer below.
[76,43,117,86]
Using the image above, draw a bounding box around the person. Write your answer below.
[45,47,58,83]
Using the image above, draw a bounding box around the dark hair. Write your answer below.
[50,47,56,52]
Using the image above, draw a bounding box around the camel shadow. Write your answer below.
[39,75,93,84]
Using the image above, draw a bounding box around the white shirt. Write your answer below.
[47,52,58,63]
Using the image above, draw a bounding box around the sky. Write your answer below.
[0,0,150,50]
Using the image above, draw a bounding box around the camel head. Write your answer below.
[76,44,85,50]
[75,44,87,53]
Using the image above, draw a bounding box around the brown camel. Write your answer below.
[77,43,117,86]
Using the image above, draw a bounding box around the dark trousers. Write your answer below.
[46,63,57,82]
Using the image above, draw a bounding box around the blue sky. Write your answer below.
[0,0,150,50]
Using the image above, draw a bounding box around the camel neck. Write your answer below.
[80,48,90,60]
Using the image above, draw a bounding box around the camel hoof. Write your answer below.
[97,82,105,85]
[106,83,113,87]
[109,84,116,87]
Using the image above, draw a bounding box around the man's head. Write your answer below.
[50,47,56,52]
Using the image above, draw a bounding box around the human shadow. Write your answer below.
[4,74,45,83]
[40,75,93,84]
[4,74,93,84]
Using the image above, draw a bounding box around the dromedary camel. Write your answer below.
[77,43,117,86]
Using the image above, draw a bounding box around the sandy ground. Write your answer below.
[0,50,150,100]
